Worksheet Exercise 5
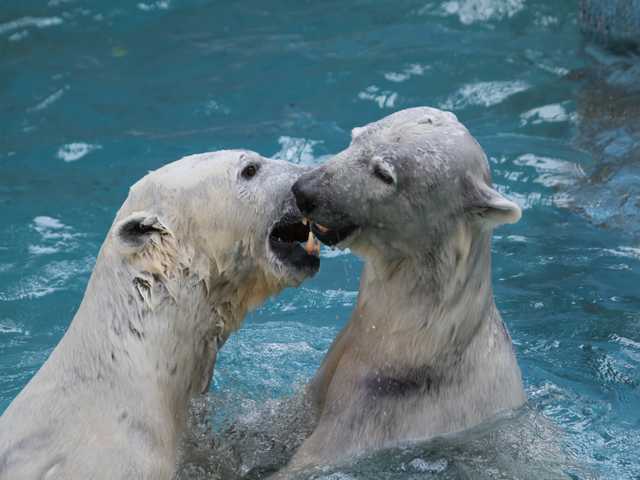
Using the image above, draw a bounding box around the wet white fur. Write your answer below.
[282,108,525,472]
[0,150,309,480]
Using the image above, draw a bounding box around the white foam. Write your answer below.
[137,1,170,11]
[506,234,527,242]
[29,86,68,112]
[8,30,29,42]
[33,215,73,240]
[358,85,398,108]
[0,258,93,301]
[56,142,102,162]
[34,216,65,230]
[261,341,315,355]
[0,16,63,35]
[408,457,448,473]
[321,246,351,258]
[520,103,574,126]
[323,289,358,307]
[270,287,357,312]
[536,14,558,27]
[440,80,529,110]
[611,334,640,351]
[203,99,230,115]
[28,245,59,255]
[0,320,26,335]
[513,153,583,188]
[499,190,547,209]
[316,473,355,480]
[31,216,80,253]
[441,0,525,25]
[604,247,640,260]
[384,63,429,83]
[272,136,322,165]
[524,49,569,77]
[540,63,569,76]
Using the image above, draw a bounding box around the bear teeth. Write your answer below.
[315,223,329,234]
[305,230,321,256]
[302,217,329,235]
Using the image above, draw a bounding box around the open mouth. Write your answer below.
[269,216,321,274]
[308,221,358,247]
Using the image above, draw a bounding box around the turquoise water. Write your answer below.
[1,1,639,478]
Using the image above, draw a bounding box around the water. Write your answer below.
[1,0,639,478]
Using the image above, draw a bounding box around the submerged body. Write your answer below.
[0,151,318,480]
[295,258,524,466]
[285,107,526,471]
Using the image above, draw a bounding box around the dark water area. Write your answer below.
[1,1,639,478]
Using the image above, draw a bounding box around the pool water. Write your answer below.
[1,1,639,478]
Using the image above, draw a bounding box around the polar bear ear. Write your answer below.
[113,211,172,255]
[464,181,522,228]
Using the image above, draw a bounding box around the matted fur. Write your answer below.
[0,150,312,480]
[279,108,525,474]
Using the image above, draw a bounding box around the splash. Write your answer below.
[56,143,102,162]
[441,0,526,25]
[440,81,529,110]
[357,86,398,109]
[272,137,323,165]
[520,103,576,126]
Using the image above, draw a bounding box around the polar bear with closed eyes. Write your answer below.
[0,150,320,480]
[284,107,526,472]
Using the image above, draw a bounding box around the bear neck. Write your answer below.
[354,221,497,368]
[55,245,250,437]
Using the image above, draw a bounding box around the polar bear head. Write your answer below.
[109,150,319,323]
[292,107,521,260]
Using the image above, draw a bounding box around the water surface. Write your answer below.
[1,1,639,478]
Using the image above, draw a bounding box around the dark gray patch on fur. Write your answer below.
[129,419,161,450]
[0,429,53,474]
[365,366,444,398]
[133,277,151,303]
[128,320,144,340]
[116,215,165,250]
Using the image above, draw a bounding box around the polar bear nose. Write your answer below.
[292,178,317,215]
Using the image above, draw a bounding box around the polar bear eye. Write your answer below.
[373,164,395,185]
[241,163,260,179]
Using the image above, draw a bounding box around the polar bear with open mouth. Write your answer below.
[0,150,321,480]
[284,107,526,471]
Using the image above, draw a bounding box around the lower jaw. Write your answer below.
[270,242,320,276]
[312,224,359,247]
[287,258,320,276]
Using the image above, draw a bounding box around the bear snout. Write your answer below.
[292,176,318,216]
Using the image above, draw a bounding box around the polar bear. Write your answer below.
[0,150,320,480]
[284,107,526,471]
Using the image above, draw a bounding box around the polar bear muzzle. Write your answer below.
[291,176,360,247]
[268,210,321,275]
